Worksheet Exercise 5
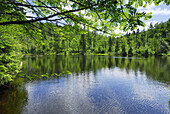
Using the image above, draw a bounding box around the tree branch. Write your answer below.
[1,1,60,9]
[0,6,95,25]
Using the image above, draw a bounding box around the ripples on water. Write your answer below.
[0,55,170,114]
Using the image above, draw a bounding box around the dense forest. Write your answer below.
[1,19,170,85]
[0,0,170,85]
[1,19,170,56]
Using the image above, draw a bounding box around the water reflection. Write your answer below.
[22,55,170,84]
[0,55,169,113]
[0,78,28,114]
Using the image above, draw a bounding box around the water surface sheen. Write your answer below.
[0,55,170,114]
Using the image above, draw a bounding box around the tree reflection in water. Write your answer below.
[22,55,170,84]
[0,78,28,114]
[0,55,169,113]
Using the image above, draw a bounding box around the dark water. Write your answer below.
[0,55,170,114]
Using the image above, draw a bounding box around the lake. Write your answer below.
[0,55,170,114]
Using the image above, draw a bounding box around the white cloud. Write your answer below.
[144,8,170,15]
[138,2,170,15]
[132,85,156,101]
[145,20,159,26]
[114,28,123,34]
[143,20,160,30]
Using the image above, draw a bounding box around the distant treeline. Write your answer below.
[20,19,170,56]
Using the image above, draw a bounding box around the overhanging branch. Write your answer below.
[0,6,95,25]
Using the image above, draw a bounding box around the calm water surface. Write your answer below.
[0,55,170,114]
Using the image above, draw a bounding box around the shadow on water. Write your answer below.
[0,55,170,113]
[0,78,28,114]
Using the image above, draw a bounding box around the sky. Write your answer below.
[115,2,170,34]
[138,2,170,30]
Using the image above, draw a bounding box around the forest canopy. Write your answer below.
[1,0,170,34]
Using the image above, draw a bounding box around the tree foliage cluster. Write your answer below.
[1,0,167,32]
[0,24,25,85]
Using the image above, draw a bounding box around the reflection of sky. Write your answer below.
[23,67,170,114]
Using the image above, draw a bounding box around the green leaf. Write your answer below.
[139,0,143,6]
[143,4,147,8]
[135,3,139,8]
